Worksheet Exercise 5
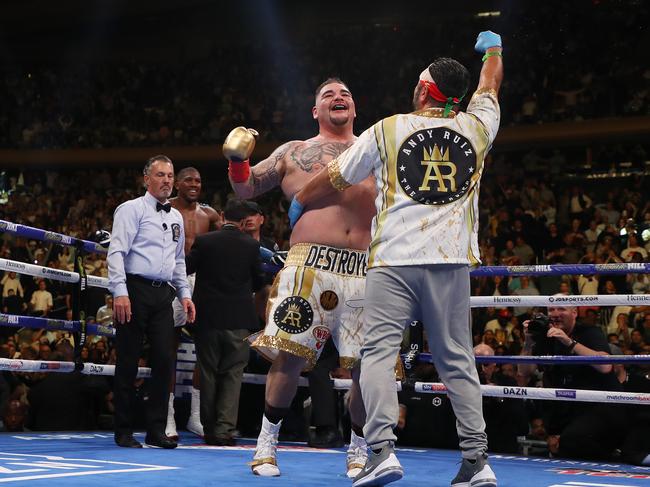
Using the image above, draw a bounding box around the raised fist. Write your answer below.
[474,31,502,53]
[223,126,259,162]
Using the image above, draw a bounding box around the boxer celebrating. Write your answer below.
[226,78,375,478]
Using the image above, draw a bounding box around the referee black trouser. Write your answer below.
[114,278,175,437]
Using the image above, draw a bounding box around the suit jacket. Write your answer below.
[186,224,265,329]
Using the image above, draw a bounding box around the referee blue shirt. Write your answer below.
[108,191,191,300]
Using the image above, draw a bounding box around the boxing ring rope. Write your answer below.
[0,219,107,254]
[5,251,649,306]
[410,381,650,405]
[472,294,650,307]
[0,358,150,378]
[3,356,649,405]
[431,353,650,365]
[0,313,115,337]
[1,219,649,413]
[470,262,650,277]
[0,258,109,288]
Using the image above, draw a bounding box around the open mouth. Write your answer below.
[331,103,347,112]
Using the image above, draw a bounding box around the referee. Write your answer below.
[108,154,196,449]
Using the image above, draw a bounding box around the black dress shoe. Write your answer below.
[115,434,143,448]
[308,426,344,448]
[144,434,178,449]
[204,435,236,446]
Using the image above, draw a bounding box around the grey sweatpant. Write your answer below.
[360,264,488,458]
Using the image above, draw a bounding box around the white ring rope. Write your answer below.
[0,358,150,378]
[0,258,109,289]
[4,359,645,405]
[471,294,650,307]
[3,254,646,306]
[413,381,650,406]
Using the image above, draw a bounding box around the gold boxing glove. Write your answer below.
[223,126,259,162]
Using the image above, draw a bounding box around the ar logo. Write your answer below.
[274,296,314,334]
[397,127,477,205]
[419,145,456,192]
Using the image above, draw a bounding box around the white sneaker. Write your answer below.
[352,444,402,487]
[165,393,178,440]
[450,453,497,487]
[250,415,282,477]
[186,415,204,437]
[346,431,368,479]
[186,387,204,437]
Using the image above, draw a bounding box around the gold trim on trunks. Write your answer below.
[252,334,317,370]
[339,356,359,370]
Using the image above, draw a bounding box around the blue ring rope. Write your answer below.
[0,219,106,254]
[409,352,650,365]
[0,313,115,337]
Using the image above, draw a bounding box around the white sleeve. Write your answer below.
[328,125,380,189]
[466,89,501,146]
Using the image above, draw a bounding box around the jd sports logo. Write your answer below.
[397,128,477,205]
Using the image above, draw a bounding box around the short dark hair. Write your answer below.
[426,57,470,102]
[315,77,349,102]
[223,199,251,222]
[177,166,200,181]
[143,154,173,176]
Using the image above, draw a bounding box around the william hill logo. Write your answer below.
[397,128,477,205]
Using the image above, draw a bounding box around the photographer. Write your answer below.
[519,300,625,460]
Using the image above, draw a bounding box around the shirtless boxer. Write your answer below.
[226,78,375,478]
[166,166,222,439]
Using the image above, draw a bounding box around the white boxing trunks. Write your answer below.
[251,242,367,370]
[173,273,196,327]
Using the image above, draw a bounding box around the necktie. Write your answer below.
[157,202,172,213]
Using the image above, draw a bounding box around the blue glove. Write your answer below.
[474,31,502,53]
[288,197,304,229]
[259,245,274,262]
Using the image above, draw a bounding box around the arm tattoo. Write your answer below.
[251,143,291,196]
[291,142,352,173]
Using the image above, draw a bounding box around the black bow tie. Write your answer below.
[156,202,172,213]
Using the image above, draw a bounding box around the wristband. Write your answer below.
[567,339,578,353]
[228,159,251,183]
[482,51,503,62]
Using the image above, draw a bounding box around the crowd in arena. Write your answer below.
[0,2,648,150]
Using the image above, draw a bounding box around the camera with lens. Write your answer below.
[527,313,553,355]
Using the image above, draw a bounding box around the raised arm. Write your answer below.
[474,30,503,95]
[225,125,293,199]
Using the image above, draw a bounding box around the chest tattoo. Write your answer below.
[291,142,352,173]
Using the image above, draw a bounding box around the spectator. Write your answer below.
[512,276,540,320]
[29,280,53,317]
[1,399,27,432]
[95,294,114,326]
[1,271,24,298]
[519,302,626,460]
[2,288,26,315]
[621,233,648,262]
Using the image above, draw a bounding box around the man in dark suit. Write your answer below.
[186,199,265,446]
